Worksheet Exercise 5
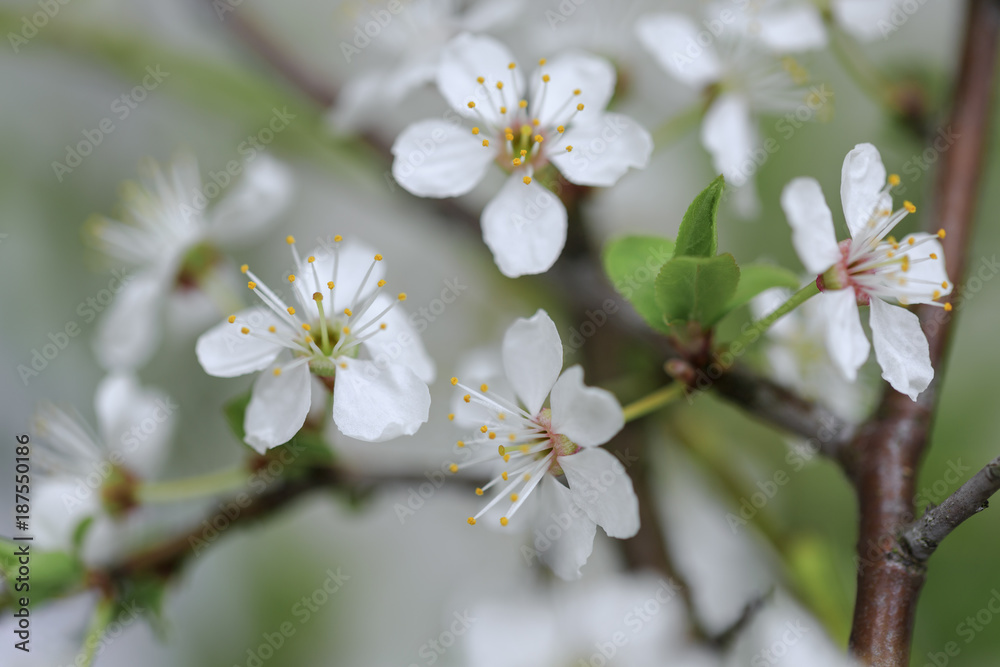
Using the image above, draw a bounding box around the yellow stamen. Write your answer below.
[342,327,350,335]
[398,293,407,301]
[471,127,480,135]
[374,254,383,261]
[542,74,550,82]
[288,275,296,283]
[240,264,248,273]
[483,139,490,147]
[480,383,489,392]
[285,235,295,244]
[523,176,532,185]
[287,307,296,315]
[268,326,276,333]
[467,517,476,525]
[500,517,509,526]
[273,368,282,376]
[334,235,343,242]
[488,432,496,440]
[475,488,483,496]
[930,253,938,259]
[510,493,519,502]
[539,58,547,65]
[904,201,916,213]
[502,472,509,481]
[308,256,315,263]
[476,76,484,84]
[937,229,946,239]
[327,281,335,289]
[576,103,584,111]
[449,464,458,473]
[240,327,249,334]
[467,101,476,108]
[944,303,953,311]
[247,281,257,289]
[463,394,471,403]
[565,146,573,152]
[519,99,528,109]
[301,323,311,331]
[227,315,236,324]
[480,425,488,433]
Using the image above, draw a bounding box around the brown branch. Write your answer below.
[901,454,1000,562]
[847,1,1000,664]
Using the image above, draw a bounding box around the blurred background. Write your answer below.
[1,0,998,665]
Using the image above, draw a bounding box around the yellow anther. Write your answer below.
[475,488,484,496]
[480,425,488,433]
[471,127,480,135]
[520,149,527,157]
[534,134,543,143]
[889,174,901,186]
[930,253,938,259]
[268,326,276,333]
[523,176,532,185]
[542,74,550,82]
[339,362,347,368]
[539,58,547,65]
[464,394,471,403]
[379,323,387,330]
[566,146,573,152]
[532,118,540,127]
[287,307,296,315]
[449,463,459,473]
[342,326,350,335]
[240,264,249,273]
[301,323,311,331]
[508,434,516,441]
[573,88,581,95]
[887,251,895,258]
[398,292,407,301]
[344,308,353,317]
[503,454,510,462]
[307,256,315,263]
[374,254,383,261]
[508,62,516,70]
[557,125,565,133]
[496,81,504,90]
[500,106,507,114]
[240,327,250,334]
[450,377,458,385]
[498,445,506,456]
[577,103,584,111]
[908,237,915,245]
[456,438,464,446]
[519,99,528,108]
[505,132,514,141]
[334,235,343,242]
[944,302,953,311]
[288,275,296,283]
[502,471,509,481]
[519,445,530,454]
[510,493,519,502]
[488,432,497,440]
[313,292,323,301]
[480,383,489,392]
[273,368,283,377]
[904,201,916,213]
[942,281,949,288]
[467,101,476,108]
[523,474,531,481]
[228,315,236,324]
[467,517,476,525]
[377,279,387,287]
[512,158,522,166]
[901,256,910,272]
[500,517,509,526]
[497,413,506,420]
[933,290,941,300]
[937,229,946,238]
[286,235,295,244]
[476,76,485,84]
[327,281,335,289]
[482,139,490,147]
[304,335,314,343]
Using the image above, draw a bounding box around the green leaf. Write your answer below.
[0,543,85,605]
[603,235,676,333]
[222,390,253,442]
[654,253,741,327]
[673,175,725,259]
[725,264,803,313]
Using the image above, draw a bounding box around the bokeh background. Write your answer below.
[1,0,998,665]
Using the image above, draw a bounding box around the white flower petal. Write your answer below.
[437,32,521,123]
[206,155,293,245]
[701,94,758,187]
[548,113,652,187]
[481,175,567,278]
[360,293,436,383]
[195,307,285,378]
[332,357,430,442]
[897,234,952,304]
[95,374,175,477]
[834,0,897,42]
[756,6,829,52]
[460,0,527,31]
[550,366,624,447]
[561,447,640,539]
[532,51,616,128]
[32,477,101,552]
[92,270,166,371]
[244,361,312,453]
[782,177,841,274]
[534,475,597,581]
[636,13,724,88]
[502,309,563,415]
[820,289,870,382]
[391,119,496,198]
[869,298,933,400]
[841,142,890,240]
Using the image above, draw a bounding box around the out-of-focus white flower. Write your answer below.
[722,0,899,51]
[391,33,652,277]
[87,153,293,370]
[751,287,870,421]
[32,375,176,560]
[196,236,434,452]
[331,0,526,131]
[781,143,951,400]
[464,574,717,667]
[447,309,636,580]
[636,12,827,216]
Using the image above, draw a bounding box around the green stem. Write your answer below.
[652,102,705,149]
[622,383,686,422]
[728,281,821,354]
[137,466,249,504]
[78,596,115,667]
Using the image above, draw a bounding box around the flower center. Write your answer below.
[100,463,139,518]
[176,241,222,288]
